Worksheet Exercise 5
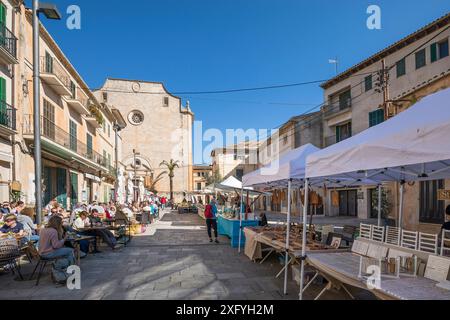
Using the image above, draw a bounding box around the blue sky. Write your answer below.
[32,0,450,164]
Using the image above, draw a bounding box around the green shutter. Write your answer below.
[336,126,341,142]
[0,3,6,48]
[431,43,437,63]
[0,3,6,26]
[69,120,77,152]
[56,168,67,210]
[369,109,385,128]
[70,172,78,209]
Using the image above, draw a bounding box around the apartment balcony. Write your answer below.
[0,24,18,65]
[84,115,102,129]
[0,101,17,136]
[39,56,72,96]
[22,115,108,170]
[64,87,90,115]
[323,98,352,120]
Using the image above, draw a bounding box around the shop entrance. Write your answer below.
[339,190,358,217]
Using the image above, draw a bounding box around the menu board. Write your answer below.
[424,255,450,282]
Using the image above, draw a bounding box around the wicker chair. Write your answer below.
[0,238,23,280]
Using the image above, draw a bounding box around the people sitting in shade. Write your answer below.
[17,207,39,242]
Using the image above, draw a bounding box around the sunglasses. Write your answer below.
[4,219,15,222]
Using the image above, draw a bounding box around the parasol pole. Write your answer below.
[238,186,244,253]
[299,178,309,300]
[377,185,382,227]
[283,179,292,295]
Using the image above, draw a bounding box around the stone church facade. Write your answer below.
[93,78,194,202]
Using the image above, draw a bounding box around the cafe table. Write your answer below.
[66,235,96,266]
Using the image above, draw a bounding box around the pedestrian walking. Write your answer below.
[204,200,219,243]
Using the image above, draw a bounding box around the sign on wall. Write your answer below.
[438,190,450,201]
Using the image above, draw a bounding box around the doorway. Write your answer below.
[339,190,358,217]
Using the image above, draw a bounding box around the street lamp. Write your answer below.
[32,0,61,225]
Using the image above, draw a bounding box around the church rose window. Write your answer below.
[128,110,144,126]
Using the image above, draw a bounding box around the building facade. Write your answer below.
[192,165,212,204]
[320,13,450,232]
[211,140,260,182]
[93,79,194,203]
[0,0,20,202]
[1,3,125,209]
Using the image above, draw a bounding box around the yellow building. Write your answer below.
[10,4,124,208]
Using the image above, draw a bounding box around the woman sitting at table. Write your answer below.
[0,214,25,237]
[38,216,75,266]
[73,211,91,230]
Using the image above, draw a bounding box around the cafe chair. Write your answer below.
[28,245,61,286]
[0,238,23,280]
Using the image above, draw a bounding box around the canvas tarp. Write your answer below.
[305,88,450,185]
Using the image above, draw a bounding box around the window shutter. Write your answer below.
[0,3,6,26]
[431,43,437,62]
[335,126,341,142]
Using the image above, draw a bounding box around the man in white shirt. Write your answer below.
[73,211,91,230]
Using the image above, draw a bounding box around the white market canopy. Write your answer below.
[221,176,252,190]
[204,176,266,197]
[242,143,321,188]
[305,88,450,185]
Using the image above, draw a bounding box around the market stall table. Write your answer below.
[305,252,450,300]
[217,215,259,248]
[244,227,348,279]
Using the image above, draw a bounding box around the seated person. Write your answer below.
[258,212,268,227]
[39,216,75,266]
[89,209,102,226]
[73,211,91,231]
[83,209,117,250]
[1,202,10,215]
[0,214,25,237]
[17,207,39,242]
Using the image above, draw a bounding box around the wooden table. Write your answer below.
[306,252,450,300]
[67,236,95,266]
[243,227,348,278]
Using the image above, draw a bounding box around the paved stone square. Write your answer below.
[0,210,371,300]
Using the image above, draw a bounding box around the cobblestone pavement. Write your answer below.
[0,210,372,300]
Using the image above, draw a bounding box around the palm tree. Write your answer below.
[159,159,180,201]
[147,171,167,194]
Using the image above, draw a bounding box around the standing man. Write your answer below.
[204,200,219,244]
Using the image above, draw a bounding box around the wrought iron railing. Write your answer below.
[40,56,70,88]
[0,101,16,131]
[322,98,352,117]
[22,114,108,168]
[0,23,17,59]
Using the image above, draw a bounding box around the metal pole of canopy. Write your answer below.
[299,179,309,300]
[238,186,244,253]
[378,185,382,227]
[283,179,292,295]
[398,182,405,229]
